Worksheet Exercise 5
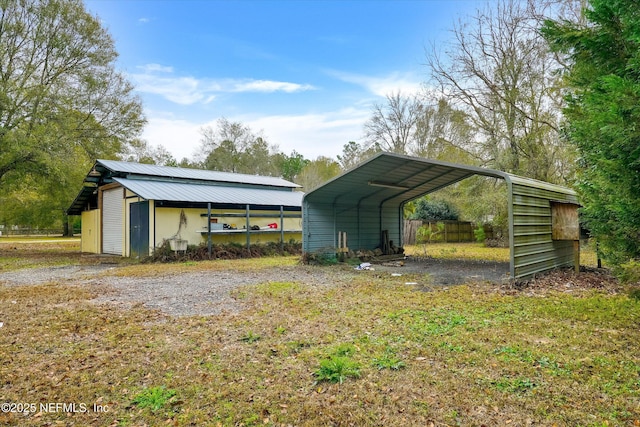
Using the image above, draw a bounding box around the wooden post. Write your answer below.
[381,230,389,254]
[337,231,349,253]
[574,240,580,274]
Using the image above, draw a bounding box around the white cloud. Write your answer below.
[138,17,150,24]
[131,73,213,105]
[141,107,370,162]
[244,108,369,158]
[129,64,315,105]
[231,80,315,93]
[138,63,173,73]
[141,115,205,161]
[327,70,424,98]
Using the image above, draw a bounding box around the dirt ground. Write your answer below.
[0,254,620,317]
[0,256,509,316]
[373,256,511,285]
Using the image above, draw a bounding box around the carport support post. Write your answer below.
[246,204,251,252]
[207,203,212,259]
[280,205,284,250]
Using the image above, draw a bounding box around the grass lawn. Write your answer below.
[0,237,83,271]
[0,242,638,426]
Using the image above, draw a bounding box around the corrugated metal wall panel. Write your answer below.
[513,204,553,217]
[515,242,574,278]
[335,205,360,248]
[510,181,578,279]
[102,187,124,255]
[303,202,334,253]
[381,204,402,247]
[513,196,550,208]
[354,206,382,249]
[303,202,401,254]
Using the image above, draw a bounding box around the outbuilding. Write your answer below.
[303,152,580,280]
[67,160,303,257]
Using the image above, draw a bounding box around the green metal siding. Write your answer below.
[507,177,579,279]
[302,201,334,253]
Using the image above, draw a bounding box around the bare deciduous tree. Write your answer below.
[426,0,574,182]
[364,92,423,154]
[199,118,285,176]
[413,97,477,162]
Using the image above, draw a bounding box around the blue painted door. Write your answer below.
[130,201,149,258]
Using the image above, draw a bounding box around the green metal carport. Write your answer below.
[302,152,580,280]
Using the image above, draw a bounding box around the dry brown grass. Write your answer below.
[110,256,300,278]
[405,242,510,262]
[406,241,602,267]
[1,242,638,426]
[0,238,82,271]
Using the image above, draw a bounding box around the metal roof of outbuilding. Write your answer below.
[67,159,302,215]
[95,159,300,188]
[114,178,304,207]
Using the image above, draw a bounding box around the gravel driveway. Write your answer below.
[0,264,352,317]
[0,257,509,317]
[88,266,349,317]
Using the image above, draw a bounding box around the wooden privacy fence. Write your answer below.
[403,220,494,245]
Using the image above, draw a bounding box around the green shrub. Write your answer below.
[410,198,459,221]
[616,259,640,284]
[473,225,486,243]
[314,356,361,384]
[416,222,445,244]
[131,386,177,412]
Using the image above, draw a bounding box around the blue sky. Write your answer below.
[85,0,484,161]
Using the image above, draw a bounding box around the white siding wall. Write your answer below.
[102,187,124,255]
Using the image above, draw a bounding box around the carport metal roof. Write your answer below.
[303,152,578,280]
[305,153,509,206]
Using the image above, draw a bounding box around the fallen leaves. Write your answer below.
[1,242,639,426]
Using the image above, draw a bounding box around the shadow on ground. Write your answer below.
[374,257,511,285]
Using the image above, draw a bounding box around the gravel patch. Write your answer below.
[0,264,353,317]
[88,265,347,317]
[0,258,510,317]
